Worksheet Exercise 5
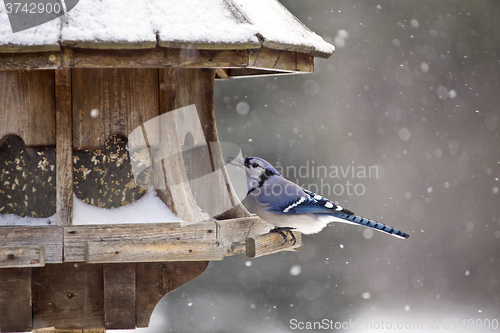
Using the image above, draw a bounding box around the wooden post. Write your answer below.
[0,268,32,332]
[55,68,73,226]
[103,263,135,329]
[159,68,250,221]
[246,231,302,258]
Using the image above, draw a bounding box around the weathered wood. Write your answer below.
[136,261,208,328]
[246,231,302,258]
[86,240,224,263]
[154,68,207,222]
[63,40,157,50]
[0,246,45,267]
[72,68,159,149]
[248,47,314,73]
[217,216,273,256]
[64,223,217,262]
[296,52,314,73]
[33,330,106,333]
[0,48,314,74]
[65,48,250,69]
[103,263,135,329]
[166,68,218,218]
[0,52,61,69]
[0,268,32,332]
[249,47,284,70]
[55,68,73,226]
[215,68,229,78]
[0,44,60,54]
[185,68,251,220]
[31,322,100,331]
[0,226,63,263]
[32,263,105,330]
[0,70,56,146]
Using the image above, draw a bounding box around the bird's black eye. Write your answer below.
[252,163,259,168]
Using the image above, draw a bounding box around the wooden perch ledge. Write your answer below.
[0,215,302,268]
[246,231,302,258]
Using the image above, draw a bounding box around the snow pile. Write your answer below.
[0,187,183,226]
[62,0,156,45]
[72,187,182,224]
[151,0,259,46]
[0,213,56,226]
[232,0,335,55]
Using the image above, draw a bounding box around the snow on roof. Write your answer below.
[0,1,61,52]
[0,0,334,57]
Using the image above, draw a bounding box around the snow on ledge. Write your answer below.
[72,187,183,225]
[0,188,185,226]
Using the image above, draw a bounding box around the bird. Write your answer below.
[229,156,410,244]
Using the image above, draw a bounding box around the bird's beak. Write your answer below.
[226,156,245,169]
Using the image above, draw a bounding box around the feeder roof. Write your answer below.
[0,0,334,58]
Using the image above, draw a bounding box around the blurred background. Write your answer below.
[137,1,500,332]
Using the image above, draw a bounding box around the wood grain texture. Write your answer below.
[72,68,159,149]
[0,267,32,332]
[0,48,315,74]
[33,330,106,333]
[296,52,314,73]
[64,223,217,262]
[0,246,45,268]
[136,261,208,328]
[159,68,250,220]
[64,48,249,69]
[217,216,274,256]
[86,240,224,263]
[32,263,105,330]
[103,263,135,329]
[0,52,61,69]
[55,68,73,226]
[0,226,63,263]
[246,231,302,258]
[32,327,57,332]
[248,47,314,73]
[155,68,206,222]
[0,70,56,146]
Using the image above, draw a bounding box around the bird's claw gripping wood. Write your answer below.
[270,227,297,245]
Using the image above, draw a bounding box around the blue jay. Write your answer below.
[230,157,410,243]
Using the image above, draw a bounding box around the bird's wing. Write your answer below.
[268,187,354,215]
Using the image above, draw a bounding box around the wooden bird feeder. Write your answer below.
[0,1,334,331]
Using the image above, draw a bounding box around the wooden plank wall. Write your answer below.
[161,68,250,220]
[72,68,159,149]
[0,70,56,146]
[32,263,105,329]
[1,68,211,331]
[55,68,73,226]
[0,268,32,332]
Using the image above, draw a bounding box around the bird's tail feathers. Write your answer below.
[330,213,410,239]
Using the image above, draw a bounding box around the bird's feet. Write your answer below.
[270,227,297,245]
